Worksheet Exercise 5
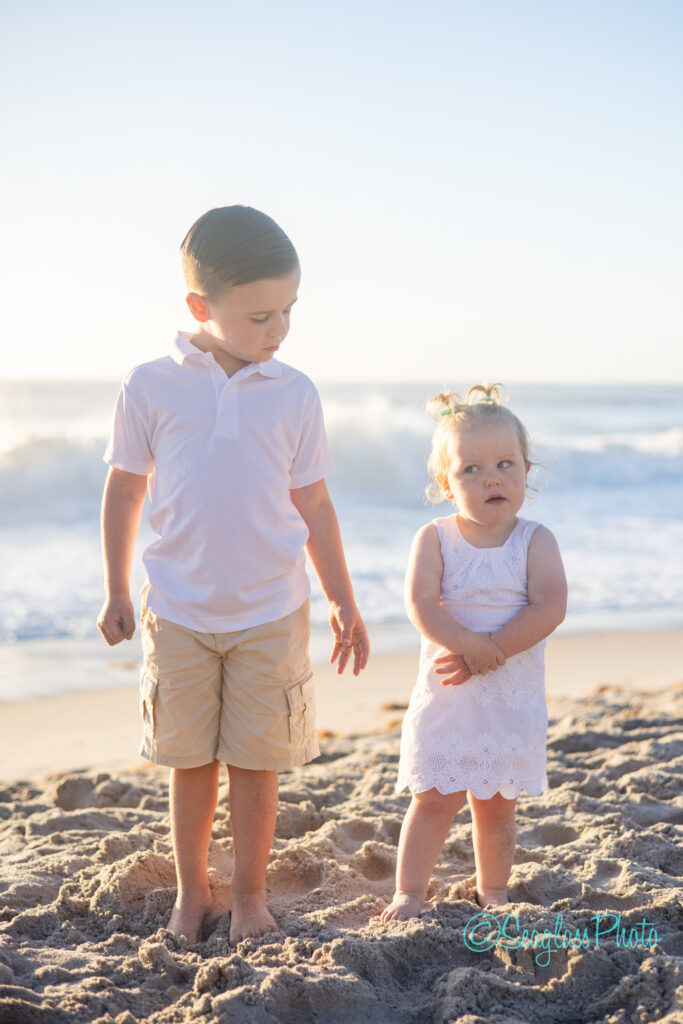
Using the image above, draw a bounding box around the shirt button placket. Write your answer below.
[218,382,238,439]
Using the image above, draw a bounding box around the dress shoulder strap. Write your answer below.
[433,514,462,553]
[511,517,541,552]
[433,515,474,584]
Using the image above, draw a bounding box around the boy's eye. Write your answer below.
[498,459,512,468]
[463,465,478,474]
[250,308,292,324]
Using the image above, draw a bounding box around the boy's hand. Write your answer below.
[329,602,370,676]
[459,632,506,676]
[98,594,136,646]
[434,652,473,686]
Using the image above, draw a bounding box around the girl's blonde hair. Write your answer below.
[426,383,534,503]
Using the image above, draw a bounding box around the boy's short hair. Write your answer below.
[180,206,299,300]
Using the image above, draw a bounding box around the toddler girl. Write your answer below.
[382,383,567,920]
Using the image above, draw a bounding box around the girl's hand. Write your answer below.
[329,602,370,676]
[434,652,473,686]
[460,632,506,676]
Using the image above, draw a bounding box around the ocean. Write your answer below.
[1,378,681,700]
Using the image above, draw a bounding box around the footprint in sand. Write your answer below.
[352,841,395,881]
[267,847,325,894]
[275,800,324,839]
[527,821,581,847]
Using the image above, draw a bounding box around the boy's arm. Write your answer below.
[405,524,505,678]
[98,467,148,646]
[290,479,369,676]
[489,526,567,657]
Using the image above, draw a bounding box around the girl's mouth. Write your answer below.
[486,496,506,504]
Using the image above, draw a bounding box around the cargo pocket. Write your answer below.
[139,670,159,744]
[285,675,315,747]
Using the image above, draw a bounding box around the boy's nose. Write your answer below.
[268,316,288,339]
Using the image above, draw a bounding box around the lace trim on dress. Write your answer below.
[398,727,547,799]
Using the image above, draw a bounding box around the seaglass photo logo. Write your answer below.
[463,911,659,967]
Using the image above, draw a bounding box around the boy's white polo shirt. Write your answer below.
[104,332,334,633]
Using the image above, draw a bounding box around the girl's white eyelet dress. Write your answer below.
[397,515,549,799]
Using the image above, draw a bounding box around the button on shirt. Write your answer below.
[104,332,334,632]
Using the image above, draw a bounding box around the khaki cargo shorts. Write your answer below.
[138,600,318,771]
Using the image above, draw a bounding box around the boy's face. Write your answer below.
[187,269,300,374]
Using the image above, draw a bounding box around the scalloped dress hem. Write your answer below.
[395,775,548,800]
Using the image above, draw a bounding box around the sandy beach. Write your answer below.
[1,629,682,1023]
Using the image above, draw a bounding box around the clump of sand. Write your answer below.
[0,684,681,1023]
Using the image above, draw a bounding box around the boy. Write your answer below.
[98,206,368,945]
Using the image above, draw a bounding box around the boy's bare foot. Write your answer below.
[229,892,279,945]
[167,890,213,944]
[476,888,508,908]
[380,890,423,922]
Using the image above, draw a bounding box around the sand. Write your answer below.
[0,632,682,1023]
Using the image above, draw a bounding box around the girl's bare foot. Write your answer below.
[167,889,213,943]
[229,892,279,945]
[380,890,423,922]
[476,888,508,908]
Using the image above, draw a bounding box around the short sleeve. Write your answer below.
[103,380,154,476]
[289,386,335,489]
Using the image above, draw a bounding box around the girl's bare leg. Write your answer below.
[168,760,220,941]
[381,788,467,922]
[227,764,279,944]
[468,791,517,906]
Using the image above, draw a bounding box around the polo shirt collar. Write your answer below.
[171,331,203,365]
[171,332,282,378]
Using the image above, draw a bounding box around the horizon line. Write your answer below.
[1,375,682,388]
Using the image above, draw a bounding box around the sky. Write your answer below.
[1,0,682,383]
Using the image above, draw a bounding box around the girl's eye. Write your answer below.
[464,465,478,474]
[498,460,512,468]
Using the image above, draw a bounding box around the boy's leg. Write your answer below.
[227,764,279,944]
[215,603,315,943]
[381,788,467,922]
[168,759,221,941]
[138,608,225,941]
[468,791,517,907]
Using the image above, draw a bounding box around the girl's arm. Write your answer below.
[290,479,369,676]
[98,467,148,646]
[490,526,567,657]
[405,523,505,676]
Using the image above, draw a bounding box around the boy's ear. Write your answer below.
[186,293,211,323]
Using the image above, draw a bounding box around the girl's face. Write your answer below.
[445,420,529,536]
[187,269,300,375]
